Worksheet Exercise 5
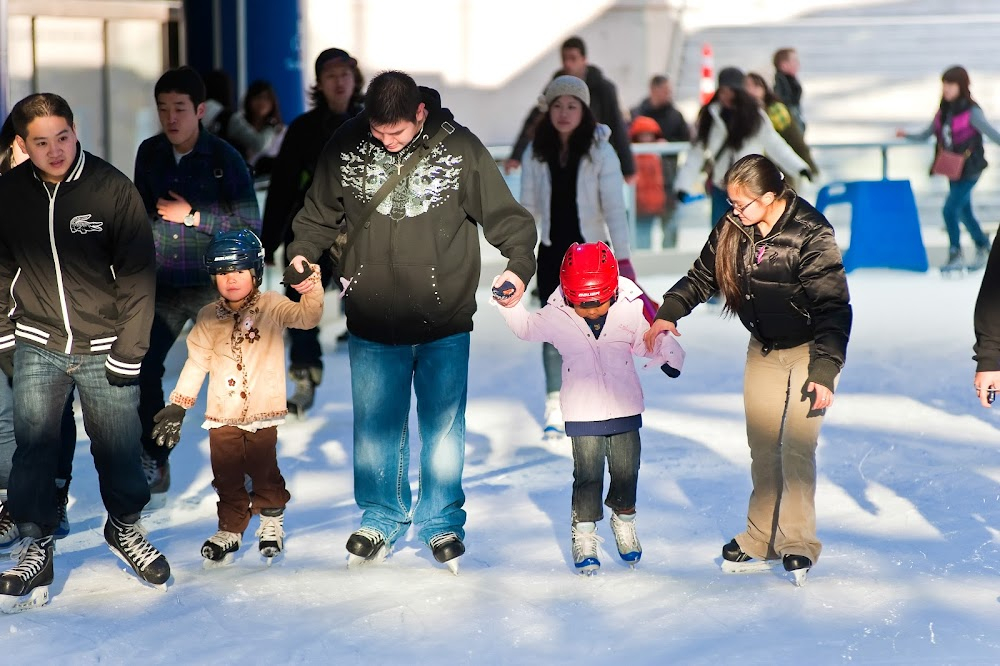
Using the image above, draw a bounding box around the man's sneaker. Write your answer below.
[346,527,388,568]
[969,245,990,271]
[141,451,170,510]
[571,522,603,575]
[53,480,70,540]
[201,530,242,563]
[429,532,465,574]
[543,392,564,440]
[287,366,321,417]
[104,514,170,586]
[610,512,642,565]
[0,500,18,551]
[256,509,285,561]
[0,533,54,613]
[783,553,813,586]
[721,538,775,574]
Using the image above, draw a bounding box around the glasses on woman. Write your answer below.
[726,194,762,215]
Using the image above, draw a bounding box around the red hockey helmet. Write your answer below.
[560,241,619,306]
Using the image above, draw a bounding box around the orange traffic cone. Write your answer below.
[699,43,715,106]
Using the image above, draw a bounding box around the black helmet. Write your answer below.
[204,229,265,287]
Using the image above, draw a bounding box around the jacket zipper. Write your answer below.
[45,182,74,354]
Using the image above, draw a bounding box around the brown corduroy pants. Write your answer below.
[208,425,290,534]
[734,339,836,564]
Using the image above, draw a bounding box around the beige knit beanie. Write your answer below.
[538,75,590,112]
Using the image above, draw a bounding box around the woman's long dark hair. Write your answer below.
[531,100,597,164]
[694,88,763,151]
[243,79,282,128]
[715,154,791,314]
[940,65,974,110]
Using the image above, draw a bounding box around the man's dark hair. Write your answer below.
[561,36,587,57]
[310,61,365,110]
[154,66,207,107]
[650,74,668,87]
[772,48,796,69]
[365,71,422,126]
[12,93,74,140]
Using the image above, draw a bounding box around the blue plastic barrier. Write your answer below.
[814,179,928,273]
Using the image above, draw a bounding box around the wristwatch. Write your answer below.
[183,208,197,227]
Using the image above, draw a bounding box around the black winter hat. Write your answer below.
[717,67,745,91]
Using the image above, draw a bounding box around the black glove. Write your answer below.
[282,262,311,286]
[0,349,13,380]
[107,369,139,387]
[799,170,812,182]
[151,404,186,448]
[676,190,689,203]
[660,362,681,378]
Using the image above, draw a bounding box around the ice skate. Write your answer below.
[256,509,284,564]
[783,554,812,586]
[287,366,321,418]
[104,514,171,588]
[610,512,641,567]
[346,527,389,568]
[0,533,53,614]
[968,245,990,272]
[141,451,170,510]
[201,530,242,566]
[429,532,465,575]
[571,522,603,575]
[720,538,776,574]
[0,497,18,552]
[940,248,965,276]
[543,392,565,440]
[53,480,71,540]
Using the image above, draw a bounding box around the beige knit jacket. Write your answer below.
[168,268,323,425]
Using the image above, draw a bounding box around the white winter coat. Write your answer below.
[520,124,632,259]
[675,103,809,194]
[493,277,685,423]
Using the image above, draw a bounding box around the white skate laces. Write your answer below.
[206,530,242,550]
[115,521,162,572]
[256,514,284,549]
[610,513,641,562]
[6,537,48,580]
[571,522,603,570]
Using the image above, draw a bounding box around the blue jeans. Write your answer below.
[943,177,990,251]
[8,345,149,533]
[0,370,77,489]
[348,332,469,546]
[571,430,641,523]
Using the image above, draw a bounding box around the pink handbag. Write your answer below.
[930,148,969,180]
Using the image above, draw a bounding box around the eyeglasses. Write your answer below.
[726,194,762,215]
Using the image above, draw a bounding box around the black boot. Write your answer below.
[105,514,171,586]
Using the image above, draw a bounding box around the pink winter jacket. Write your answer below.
[494,277,684,423]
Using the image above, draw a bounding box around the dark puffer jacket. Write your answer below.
[655,192,851,390]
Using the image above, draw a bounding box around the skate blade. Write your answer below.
[577,567,600,576]
[543,428,566,441]
[260,549,283,566]
[721,559,777,574]
[790,568,810,586]
[144,492,168,511]
[0,586,50,613]
[445,558,460,575]
[202,552,236,569]
[346,545,390,569]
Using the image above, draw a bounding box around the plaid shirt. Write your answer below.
[134,129,261,287]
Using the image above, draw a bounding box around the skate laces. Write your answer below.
[571,524,603,559]
[256,514,284,543]
[611,514,639,553]
[0,503,15,538]
[353,526,385,547]
[114,520,163,571]
[207,530,241,549]
[6,537,49,580]
[428,532,459,549]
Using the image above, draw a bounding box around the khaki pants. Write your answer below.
[735,339,835,563]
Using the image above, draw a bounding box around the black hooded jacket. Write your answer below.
[287,87,537,345]
[655,193,851,390]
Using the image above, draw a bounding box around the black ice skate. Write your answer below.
[346,527,389,568]
[0,533,54,614]
[201,530,242,565]
[54,479,71,540]
[104,514,171,587]
[287,366,321,417]
[721,538,777,574]
[429,532,465,575]
[783,553,813,586]
[0,500,18,552]
[256,509,284,564]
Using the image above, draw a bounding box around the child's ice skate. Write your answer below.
[256,509,284,565]
[201,530,242,567]
[346,527,389,568]
[610,512,641,567]
[720,538,777,574]
[0,534,53,614]
[571,522,603,575]
[783,553,812,586]
[543,392,565,440]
